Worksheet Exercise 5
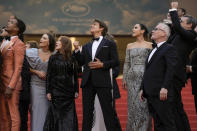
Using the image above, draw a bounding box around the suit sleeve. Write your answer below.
[73,45,86,66]
[162,46,178,90]
[103,41,120,70]
[191,49,197,73]
[73,60,79,93]
[123,50,130,83]
[112,65,120,78]
[170,11,196,41]
[8,41,25,89]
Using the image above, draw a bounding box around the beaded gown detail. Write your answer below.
[123,48,152,131]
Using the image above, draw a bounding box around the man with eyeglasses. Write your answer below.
[140,22,178,131]
[167,1,197,131]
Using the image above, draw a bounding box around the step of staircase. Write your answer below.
[75,79,197,131]
[27,79,197,131]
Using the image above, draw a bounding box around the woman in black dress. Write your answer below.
[44,36,79,131]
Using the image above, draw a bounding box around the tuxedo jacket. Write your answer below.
[112,65,121,99]
[141,43,178,97]
[74,37,119,88]
[168,11,196,85]
[20,56,31,101]
[1,37,25,90]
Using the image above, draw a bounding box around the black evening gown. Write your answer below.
[43,53,79,131]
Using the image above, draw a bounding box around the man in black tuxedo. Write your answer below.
[140,22,178,131]
[186,27,197,113]
[187,47,197,113]
[168,2,197,130]
[168,2,196,84]
[74,19,121,131]
[19,57,31,131]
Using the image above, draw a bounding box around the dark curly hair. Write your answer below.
[16,18,26,42]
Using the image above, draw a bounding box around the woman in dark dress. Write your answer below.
[44,36,79,131]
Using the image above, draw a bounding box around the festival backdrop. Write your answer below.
[0,0,196,34]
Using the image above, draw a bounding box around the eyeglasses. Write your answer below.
[153,28,165,32]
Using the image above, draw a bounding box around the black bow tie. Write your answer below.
[152,43,158,49]
[5,36,10,41]
[92,37,99,41]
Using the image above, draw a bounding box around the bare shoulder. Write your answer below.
[127,42,136,50]
[144,41,153,49]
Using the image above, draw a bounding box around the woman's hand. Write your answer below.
[30,69,46,80]
[139,90,144,102]
[37,71,46,80]
[47,93,51,101]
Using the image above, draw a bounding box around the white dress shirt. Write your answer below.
[92,36,103,61]
[0,39,9,52]
[169,8,177,12]
[10,36,18,40]
[148,41,166,62]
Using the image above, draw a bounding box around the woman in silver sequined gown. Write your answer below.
[123,24,152,131]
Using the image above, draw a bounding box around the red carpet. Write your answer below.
[28,79,197,131]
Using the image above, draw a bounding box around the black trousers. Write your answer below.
[194,95,197,113]
[19,100,30,131]
[82,81,122,131]
[174,87,191,131]
[148,98,177,131]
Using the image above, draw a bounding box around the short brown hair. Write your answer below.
[26,41,38,48]
[58,36,72,60]
[94,19,108,36]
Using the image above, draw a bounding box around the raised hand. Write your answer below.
[73,41,81,51]
[171,1,178,9]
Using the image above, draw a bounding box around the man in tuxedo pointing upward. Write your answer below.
[74,19,122,131]
[140,22,178,131]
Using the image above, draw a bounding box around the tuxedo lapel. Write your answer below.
[95,38,106,58]
[87,42,93,57]
[146,43,166,68]
[145,55,149,68]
